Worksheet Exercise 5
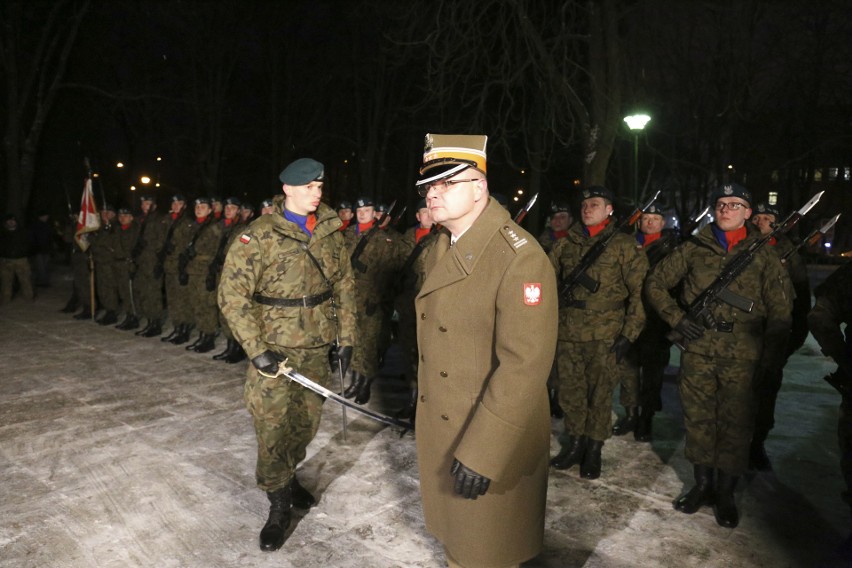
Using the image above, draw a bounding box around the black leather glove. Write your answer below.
[337,345,353,377]
[610,335,631,364]
[450,458,490,500]
[205,271,217,292]
[674,315,704,341]
[251,351,281,375]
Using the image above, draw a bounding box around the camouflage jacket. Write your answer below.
[343,223,404,308]
[163,214,195,273]
[645,223,793,365]
[134,210,170,268]
[89,224,118,264]
[394,225,437,298]
[773,234,811,353]
[185,218,223,276]
[114,221,141,261]
[217,202,356,359]
[548,221,648,343]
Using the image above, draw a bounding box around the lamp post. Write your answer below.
[624,114,651,205]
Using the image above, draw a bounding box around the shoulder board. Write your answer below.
[500,225,529,251]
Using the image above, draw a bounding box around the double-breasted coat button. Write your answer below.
[420,395,426,402]
[440,371,448,377]
[420,313,426,320]
[439,326,447,332]
[441,414,449,421]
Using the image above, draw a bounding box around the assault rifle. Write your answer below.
[559,190,660,303]
[668,191,824,351]
[513,192,539,224]
[782,213,840,262]
[350,200,396,273]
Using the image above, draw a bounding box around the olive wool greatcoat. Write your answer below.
[415,198,558,567]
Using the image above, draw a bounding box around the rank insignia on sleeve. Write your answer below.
[524,283,542,306]
[239,234,252,244]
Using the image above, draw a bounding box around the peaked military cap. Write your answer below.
[581,185,614,202]
[416,133,488,186]
[711,183,752,207]
[354,196,374,209]
[279,158,325,185]
[754,202,780,218]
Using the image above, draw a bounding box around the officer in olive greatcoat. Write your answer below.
[218,158,355,552]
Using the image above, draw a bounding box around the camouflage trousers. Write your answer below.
[114,261,136,316]
[557,339,618,442]
[0,258,33,304]
[680,352,757,475]
[188,275,218,334]
[352,300,384,379]
[71,251,92,309]
[245,346,330,492]
[164,269,193,326]
[617,329,671,412]
[752,366,784,442]
[95,260,119,312]
[134,259,163,321]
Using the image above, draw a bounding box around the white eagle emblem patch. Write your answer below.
[524,283,542,306]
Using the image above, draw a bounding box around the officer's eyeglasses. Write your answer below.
[715,202,748,211]
[417,179,481,198]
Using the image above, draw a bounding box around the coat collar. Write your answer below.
[418,197,509,297]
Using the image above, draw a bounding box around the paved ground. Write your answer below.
[0,266,850,567]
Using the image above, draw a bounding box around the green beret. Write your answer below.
[279,158,325,185]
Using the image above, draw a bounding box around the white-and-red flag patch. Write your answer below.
[239,234,252,244]
[524,283,542,306]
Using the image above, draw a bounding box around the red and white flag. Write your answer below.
[74,178,100,251]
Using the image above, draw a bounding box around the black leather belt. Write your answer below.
[564,300,625,311]
[253,290,332,308]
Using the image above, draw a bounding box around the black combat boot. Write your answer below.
[259,486,292,552]
[161,325,180,342]
[674,464,715,514]
[60,293,79,313]
[549,387,564,419]
[117,315,140,330]
[73,306,93,320]
[713,472,740,528]
[140,319,162,337]
[97,310,118,325]
[192,333,216,353]
[135,319,152,336]
[291,476,316,510]
[550,435,587,470]
[225,343,247,364]
[343,372,365,399]
[748,437,772,471]
[185,331,204,350]
[212,339,233,360]
[354,376,374,405]
[634,409,655,442]
[170,324,192,345]
[395,388,418,420]
[612,406,638,436]
[580,439,604,479]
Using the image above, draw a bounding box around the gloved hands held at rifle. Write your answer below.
[674,315,705,341]
[610,335,632,364]
[450,458,490,500]
[205,269,217,292]
[252,351,282,376]
[337,345,353,377]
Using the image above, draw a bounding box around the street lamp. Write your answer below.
[624,113,651,205]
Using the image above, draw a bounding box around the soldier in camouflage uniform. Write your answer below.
[392,198,436,418]
[160,195,195,345]
[211,196,247,363]
[113,207,142,330]
[180,197,223,353]
[336,200,353,231]
[808,262,852,518]
[645,183,792,528]
[259,198,275,217]
[89,205,119,325]
[132,195,170,337]
[613,204,676,441]
[341,196,404,405]
[748,203,812,470]
[218,158,355,552]
[548,186,648,479]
